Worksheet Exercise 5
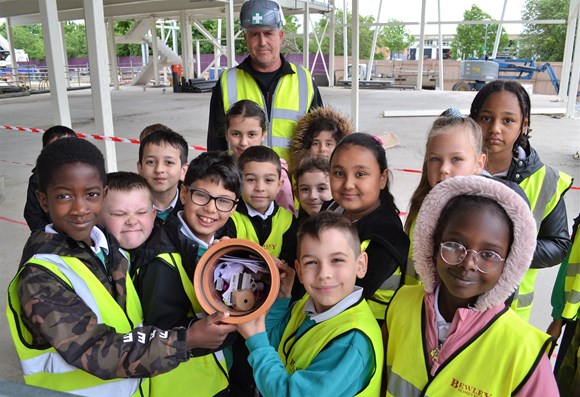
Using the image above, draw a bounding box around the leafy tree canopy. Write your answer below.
[451,5,509,60]
[314,9,384,59]
[519,0,568,61]
[381,19,414,59]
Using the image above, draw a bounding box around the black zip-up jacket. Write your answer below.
[500,145,572,268]
[206,55,324,152]
[325,198,410,299]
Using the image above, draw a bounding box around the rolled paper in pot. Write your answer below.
[194,238,280,324]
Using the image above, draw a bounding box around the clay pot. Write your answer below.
[194,238,280,324]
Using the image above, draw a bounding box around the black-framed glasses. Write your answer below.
[187,188,238,212]
[439,241,505,274]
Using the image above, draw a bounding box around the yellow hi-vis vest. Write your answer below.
[385,285,552,397]
[221,64,314,162]
[150,253,229,397]
[510,165,573,321]
[232,207,293,258]
[361,239,403,320]
[279,294,383,396]
[6,256,149,397]
[404,219,421,286]
[562,231,580,320]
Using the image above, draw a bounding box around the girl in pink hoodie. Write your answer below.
[384,175,558,396]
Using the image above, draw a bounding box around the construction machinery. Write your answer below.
[452,59,560,94]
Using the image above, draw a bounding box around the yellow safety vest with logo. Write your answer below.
[562,231,580,320]
[404,219,421,286]
[510,166,573,321]
[385,285,551,397]
[151,253,229,397]
[221,64,315,162]
[232,208,293,258]
[361,239,403,320]
[6,256,149,397]
[279,294,383,396]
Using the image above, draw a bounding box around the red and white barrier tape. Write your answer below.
[2,124,578,191]
[1,125,208,152]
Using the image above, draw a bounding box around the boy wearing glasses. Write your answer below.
[136,151,241,397]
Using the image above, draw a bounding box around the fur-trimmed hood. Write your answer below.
[413,175,537,311]
[289,107,353,172]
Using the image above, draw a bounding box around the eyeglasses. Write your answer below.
[187,188,238,212]
[439,241,505,274]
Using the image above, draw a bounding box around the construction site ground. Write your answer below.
[0,85,578,383]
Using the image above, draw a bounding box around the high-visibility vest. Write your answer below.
[404,220,421,286]
[221,64,314,162]
[279,294,383,396]
[510,165,573,321]
[6,256,149,397]
[562,232,580,320]
[385,286,551,397]
[150,253,229,397]
[232,208,293,258]
[361,239,403,320]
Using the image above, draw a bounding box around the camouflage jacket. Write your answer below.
[16,229,189,380]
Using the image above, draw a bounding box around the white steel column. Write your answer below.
[303,2,310,69]
[343,0,347,80]
[39,0,71,126]
[559,0,579,102]
[84,0,118,171]
[437,0,444,90]
[329,3,335,87]
[180,11,191,81]
[225,0,236,68]
[159,20,167,85]
[491,0,508,58]
[196,40,201,78]
[365,0,382,81]
[351,0,359,130]
[416,0,426,90]
[566,1,580,117]
[151,18,160,86]
[60,21,70,87]
[107,18,119,90]
[5,18,18,82]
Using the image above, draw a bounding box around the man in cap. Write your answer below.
[206,0,323,162]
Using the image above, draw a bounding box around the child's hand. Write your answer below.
[210,236,231,247]
[186,311,237,350]
[275,258,295,298]
[237,313,266,339]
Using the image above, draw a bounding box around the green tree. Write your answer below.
[314,9,383,59]
[451,5,509,59]
[518,0,568,61]
[381,19,414,59]
[63,21,88,58]
[114,20,143,57]
[0,23,45,60]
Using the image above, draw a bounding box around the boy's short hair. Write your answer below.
[42,125,77,148]
[298,212,360,257]
[139,123,173,141]
[294,156,330,182]
[37,138,106,193]
[138,129,188,165]
[238,145,281,177]
[184,151,243,198]
[106,171,152,198]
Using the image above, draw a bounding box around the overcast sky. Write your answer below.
[338,0,526,34]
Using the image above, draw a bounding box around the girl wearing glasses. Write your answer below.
[384,175,558,396]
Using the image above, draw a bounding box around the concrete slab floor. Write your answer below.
[0,85,578,383]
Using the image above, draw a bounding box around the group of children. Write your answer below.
[7,79,576,396]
